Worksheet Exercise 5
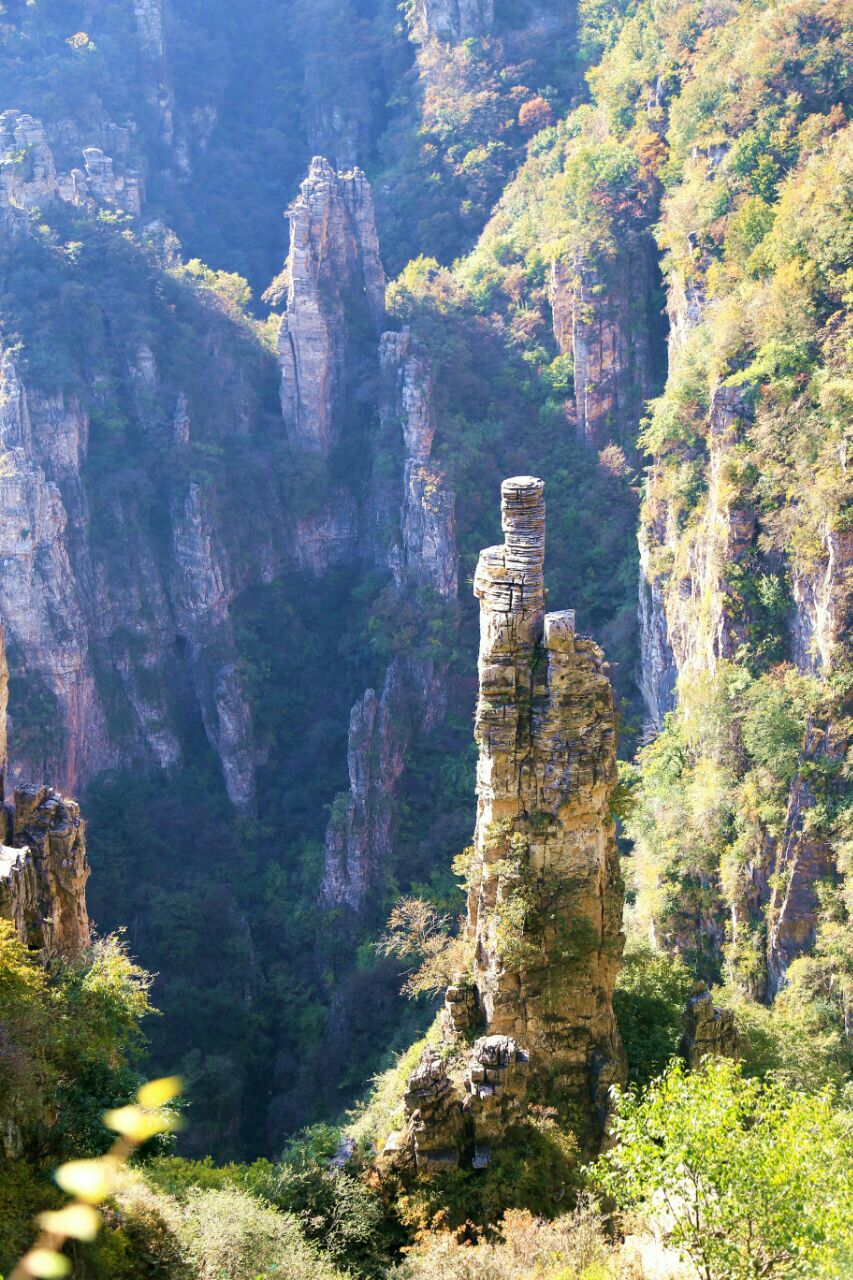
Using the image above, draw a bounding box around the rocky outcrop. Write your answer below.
[790,526,853,675]
[321,658,446,912]
[0,627,90,954]
[277,157,386,454]
[417,0,494,41]
[0,354,113,792]
[134,0,176,151]
[388,477,626,1168]
[550,245,656,449]
[767,718,842,998]
[0,320,285,809]
[0,111,143,226]
[637,529,677,733]
[679,984,738,1068]
[378,329,458,599]
[638,384,756,703]
[637,268,850,997]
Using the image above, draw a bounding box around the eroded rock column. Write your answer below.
[393,478,625,1171]
[467,477,626,1124]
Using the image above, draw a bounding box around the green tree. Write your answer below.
[594,1058,853,1280]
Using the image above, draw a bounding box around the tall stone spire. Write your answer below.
[465,476,626,1132]
[390,478,626,1171]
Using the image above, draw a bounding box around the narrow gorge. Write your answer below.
[0,1,850,1275]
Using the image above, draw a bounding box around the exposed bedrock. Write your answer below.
[321,329,458,913]
[637,268,850,995]
[0,626,90,955]
[390,477,626,1171]
[277,157,386,455]
[549,241,656,450]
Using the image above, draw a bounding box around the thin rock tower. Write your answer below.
[393,478,626,1170]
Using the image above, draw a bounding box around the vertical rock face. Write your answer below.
[790,527,853,675]
[321,330,457,913]
[418,0,494,41]
[392,478,626,1171]
[0,627,90,955]
[321,659,446,912]
[277,157,386,454]
[378,329,458,600]
[467,478,625,1115]
[0,353,113,793]
[766,718,841,998]
[550,246,655,448]
[133,0,176,150]
[638,384,756,704]
[637,262,850,997]
[679,984,738,1068]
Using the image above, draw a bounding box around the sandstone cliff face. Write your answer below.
[0,354,113,793]
[640,384,756,692]
[391,478,625,1171]
[277,157,386,455]
[0,337,266,805]
[550,244,656,449]
[0,627,90,955]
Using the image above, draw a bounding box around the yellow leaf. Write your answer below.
[54,1159,115,1204]
[38,1204,101,1241]
[20,1248,71,1277]
[137,1076,182,1108]
[104,1104,171,1141]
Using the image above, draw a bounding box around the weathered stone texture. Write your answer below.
[321,656,447,912]
[767,718,842,998]
[679,984,738,1069]
[321,327,458,913]
[379,329,458,599]
[418,0,494,41]
[638,270,850,997]
[0,110,143,226]
[0,627,90,955]
[277,157,386,454]
[390,477,626,1169]
[467,478,626,1122]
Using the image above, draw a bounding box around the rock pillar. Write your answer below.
[393,478,626,1171]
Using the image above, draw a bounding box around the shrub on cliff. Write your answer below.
[595,1057,853,1280]
[389,1200,621,1280]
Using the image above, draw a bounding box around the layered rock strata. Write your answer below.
[390,477,626,1170]
[0,110,143,226]
[466,477,626,1113]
